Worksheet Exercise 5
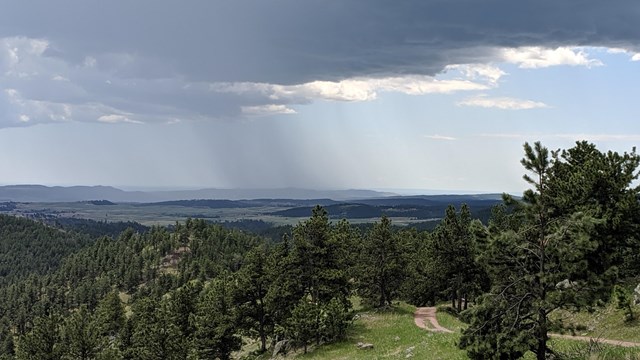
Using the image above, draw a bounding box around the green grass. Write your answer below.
[551,302,640,343]
[271,300,640,360]
[295,302,467,360]
[435,310,467,333]
[9,202,442,227]
[542,338,640,360]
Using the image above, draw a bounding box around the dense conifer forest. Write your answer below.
[0,141,639,359]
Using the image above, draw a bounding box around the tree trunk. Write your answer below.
[259,322,266,353]
[316,308,321,345]
[463,295,468,310]
[457,291,462,312]
[258,299,267,353]
[536,308,547,360]
[537,197,547,360]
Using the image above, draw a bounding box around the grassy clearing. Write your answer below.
[294,302,467,360]
[265,301,640,360]
[544,337,640,359]
[551,302,640,343]
[435,310,467,333]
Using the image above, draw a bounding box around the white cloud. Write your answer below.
[606,48,628,54]
[500,47,603,68]
[51,75,69,81]
[424,134,457,141]
[445,64,506,85]
[241,104,297,116]
[1,37,49,77]
[83,56,97,68]
[601,47,640,61]
[2,88,74,124]
[372,77,489,96]
[97,114,142,124]
[458,95,548,110]
[213,76,488,103]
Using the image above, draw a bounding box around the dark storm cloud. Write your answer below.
[0,0,638,126]
[1,0,637,83]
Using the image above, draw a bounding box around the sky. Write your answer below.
[0,1,639,194]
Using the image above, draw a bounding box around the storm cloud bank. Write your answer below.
[1,0,639,127]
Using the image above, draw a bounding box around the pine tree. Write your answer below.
[286,299,319,354]
[284,206,352,345]
[265,234,300,340]
[165,281,202,343]
[401,229,441,306]
[320,297,351,342]
[191,278,241,360]
[460,141,640,360]
[235,245,272,353]
[94,291,125,340]
[431,204,485,311]
[290,206,350,305]
[128,297,182,360]
[0,320,15,359]
[16,314,63,360]
[61,305,100,360]
[358,216,406,307]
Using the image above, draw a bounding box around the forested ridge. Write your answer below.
[0,141,639,359]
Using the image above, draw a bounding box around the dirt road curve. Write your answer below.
[414,307,640,348]
[414,307,453,333]
[549,333,640,348]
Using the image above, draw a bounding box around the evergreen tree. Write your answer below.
[431,204,484,311]
[460,141,640,360]
[191,278,241,360]
[290,206,350,305]
[128,297,182,360]
[614,285,637,322]
[61,305,100,360]
[165,280,202,349]
[286,299,319,354]
[16,314,63,360]
[357,216,406,307]
[401,229,441,306]
[282,206,352,346]
[0,320,15,359]
[264,234,299,341]
[94,291,125,340]
[235,245,272,353]
[320,297,351,342]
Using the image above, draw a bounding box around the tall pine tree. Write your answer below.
[460,141,640,360]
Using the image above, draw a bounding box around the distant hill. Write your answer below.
[354,194,504,207]
[137,199,252,209]
[273,195,504,221]
[138,198,342,208]
[0,185,397,203]
[0,185,144,202]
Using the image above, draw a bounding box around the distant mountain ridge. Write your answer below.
[272,195,504,221]
[0,185,397,203]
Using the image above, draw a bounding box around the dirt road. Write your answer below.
[549,333,640,348]
[414,307,453,333]
[414,307,640,348]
